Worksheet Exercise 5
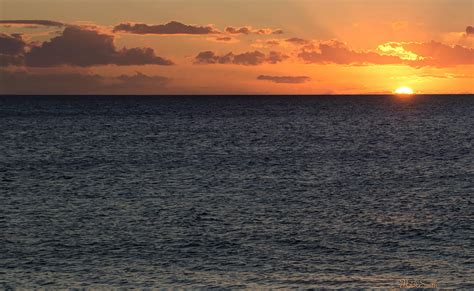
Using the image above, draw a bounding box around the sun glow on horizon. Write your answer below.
[394,86,414,95]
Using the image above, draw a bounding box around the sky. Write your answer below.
[0,0,473,94]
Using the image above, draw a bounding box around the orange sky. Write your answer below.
[0,0,473,94]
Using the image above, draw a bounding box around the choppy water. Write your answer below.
[0,95,473,289]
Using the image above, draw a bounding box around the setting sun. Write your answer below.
[395,86,414,95]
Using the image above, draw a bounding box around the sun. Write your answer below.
[394,86,414,95]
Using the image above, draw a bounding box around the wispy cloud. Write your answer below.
[0,20,65,27]
[257,75,311,84]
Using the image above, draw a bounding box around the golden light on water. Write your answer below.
[395,86,414,95]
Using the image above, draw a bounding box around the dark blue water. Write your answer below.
[1,95,473,289]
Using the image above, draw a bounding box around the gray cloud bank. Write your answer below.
[0,70,170,94]
[0,20,65,27]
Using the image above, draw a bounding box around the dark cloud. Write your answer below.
[0,33,26,55]
[112,47,172,66]
[0,33,26,67]
[0,70,170,94]
[194,51,230,64]
[24,26,173,67]
[0,20,65,27]
[266,51,288,64]
[225,26,251,35]
[298,40,403,65]
[266,40,280,46]
[225,26,283,35]
[271,29,284,35]
[465,26,474,36]
[233,51,267,65]
[113,21,219,35]
[257,75,311,84]
[194,50,288,65]
[215,36,233,42]
[286,37,309,45]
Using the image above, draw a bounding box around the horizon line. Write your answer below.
[1,94,473,97]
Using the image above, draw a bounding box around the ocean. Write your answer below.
[1,95,473,289]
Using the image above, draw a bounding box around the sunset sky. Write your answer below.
[1,0,473,94]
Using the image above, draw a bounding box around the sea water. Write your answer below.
[1,95,473,288]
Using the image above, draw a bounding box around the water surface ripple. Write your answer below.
[0,95,473,288]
